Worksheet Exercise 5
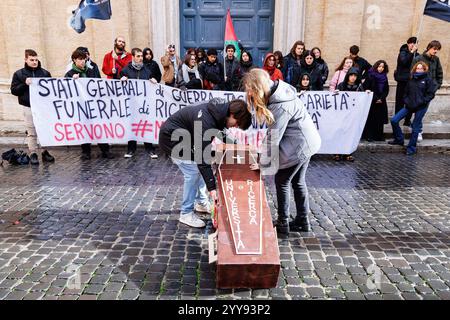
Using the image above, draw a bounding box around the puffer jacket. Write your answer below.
[404,72,436,112]
[260,80,322,172]
[412,52,443,90]
[10,62,52,108]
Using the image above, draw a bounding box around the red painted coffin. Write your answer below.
[212,145,280,289]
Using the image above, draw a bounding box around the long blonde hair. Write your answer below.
[242,69,275,125]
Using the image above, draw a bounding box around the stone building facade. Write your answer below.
[0,0,449,122]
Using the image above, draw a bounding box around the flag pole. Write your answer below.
[415,0,428,50]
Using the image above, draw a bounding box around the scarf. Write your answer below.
[264,65,276,76]
[132,61,144,71]
[72,64,87,77]
[369,68,388,93]
[182,64,200,83]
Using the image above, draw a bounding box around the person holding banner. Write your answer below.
[335,68,365,162]
[65,49,114,160]
[243,69,321,235]
[158,99,252,228]
[102,36,132,80]
[389,62,437,156]
[10,49,55,165]
[120,48,159,159]
[299,50,323,91]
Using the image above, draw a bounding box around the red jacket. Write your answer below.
[102,51,132,79]
[263,53,284,82]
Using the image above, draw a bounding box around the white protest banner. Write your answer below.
[29,78,247,147]
[29,78,372,155]
[300,91,373,155]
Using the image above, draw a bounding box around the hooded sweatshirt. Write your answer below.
[337,67,364,92]
[263,53,284,82]
[159,99,233,191]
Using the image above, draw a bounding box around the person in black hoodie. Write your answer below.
[336,67,364,162]
[121,48,159,159]
[143,47,162,83]
[10,49,55,165]
[297,73,312,93]
[394,37,418,126]
[311,47,329,87]
[363,60,390,142]
[199,48,224,90]
[238,50,255,91]
[299,50,324,91]
[389,62,436,156]
[65,49,115,160]
[159,99,252,228]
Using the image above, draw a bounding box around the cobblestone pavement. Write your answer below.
[0,148,449,300]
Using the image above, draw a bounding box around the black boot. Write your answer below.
[42,150,55,163]
[275,219,289,235]
[290,216,311,232]
[30,153,40,165]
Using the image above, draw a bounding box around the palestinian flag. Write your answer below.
[224,9,241,59]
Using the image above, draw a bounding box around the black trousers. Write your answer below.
[81,144,110,155]
[395,81,412,124]
[127,141,155,153]
[274,160,311,222]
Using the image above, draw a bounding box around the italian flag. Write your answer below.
[224,9,241,59]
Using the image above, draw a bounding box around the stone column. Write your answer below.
[148,0,180,64]
[273,0,306,54]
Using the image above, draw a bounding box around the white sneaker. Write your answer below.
[179,212,206,228]
[124,151,134,159]
[418,133,423,142]
[149,152,158,160]
[195,203,211,214]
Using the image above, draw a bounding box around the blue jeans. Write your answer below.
[391,107,428,154]
[172,158,209,215]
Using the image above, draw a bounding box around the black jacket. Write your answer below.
[353,56,372,81]
[299,60,324,91]
[65,65,101,79]
[337,68,364,92]
[145,60,162,83]
[88,60,101,78]
[10,62,51,108]
[404,73,436,112]
[316,58,329,86]
[413,52,444,90]
[395,44,417,82]
[120,63,154,80]
[159,99,231,191]
[199,60,225,87]
[282,53,302,86]
[224,57,242,91]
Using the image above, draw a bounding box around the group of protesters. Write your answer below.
[9,36,443,165]
[7,35,445,233]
